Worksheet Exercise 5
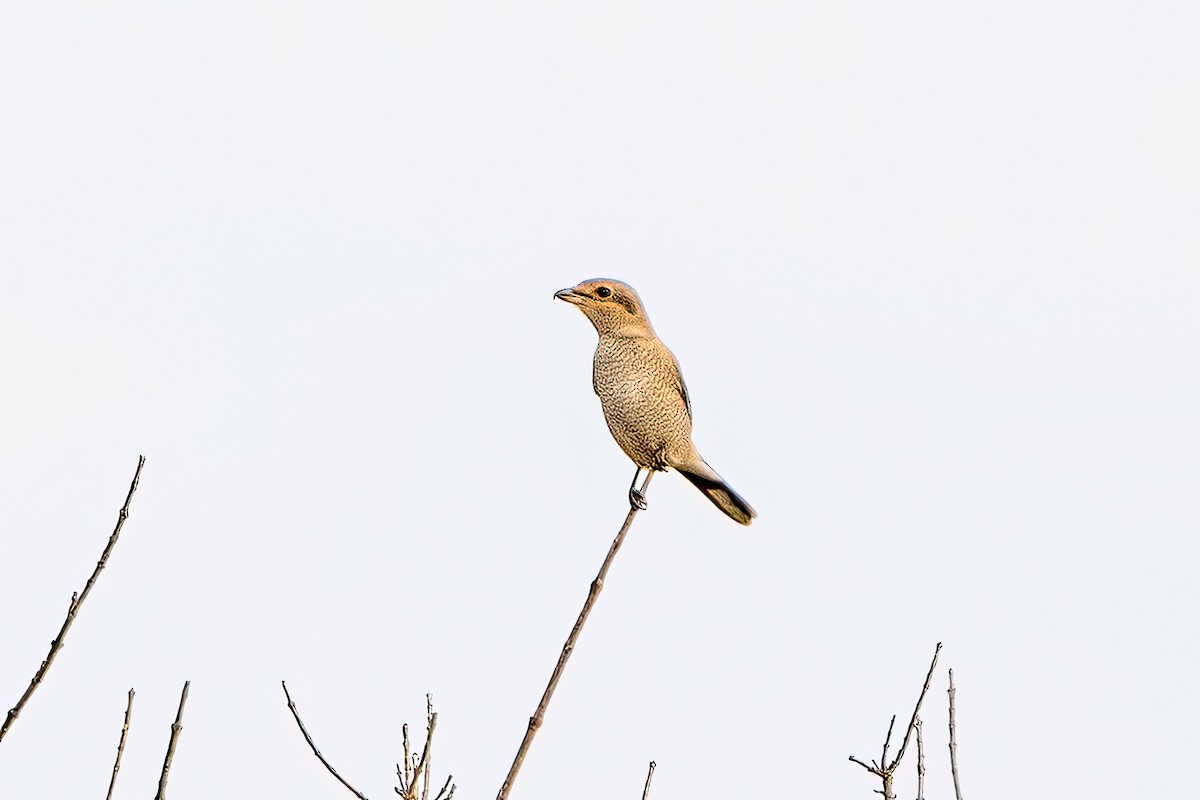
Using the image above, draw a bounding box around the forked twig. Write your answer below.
[496,471,654,800]
[1,456,146,743]
[396,695,456,800]
[154,680,190,800]
[282,681,370,800]
[848,642,943,799]
[105,688,135,800]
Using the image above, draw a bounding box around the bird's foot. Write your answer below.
[628,487,649,511]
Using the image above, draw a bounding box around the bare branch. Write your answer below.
[914,716,924,800]
[641,761,657,800]
[399,723,412,794]
[105,688,135,800]
[154,680,190,800]
[848,642,944,800]
[496,471,654,800]
[880,714,896,768]
[848,755,881,776]
[421,695,434,800]
[396,696,455,800]
[888,643,942,772]
[1,456,146,743]
[282,681,370,800]
[948,669,964,800]
[432,774,456,800]
[412,698,435,796]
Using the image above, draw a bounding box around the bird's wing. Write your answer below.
[664,348,692,419]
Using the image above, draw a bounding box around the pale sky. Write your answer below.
[1,3,1197,799]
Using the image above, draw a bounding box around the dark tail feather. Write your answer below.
[677,465,757,526]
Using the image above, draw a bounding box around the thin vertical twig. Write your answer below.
[1,456,146,743]
[154,680,190,800]
[496,471,654,800]
[105,688,135,800]
[421,695,435,800]
[641,761,657,800]
[914,716,925,800]
[881,714,897,769]
[948,669,964,800]
[281,681,370,800]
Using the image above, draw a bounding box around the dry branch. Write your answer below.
[914,716,924,800]
[396,695,456,800]
[1,455,146,743]
[105,688,135,800]
[154,680,190,800]
[496,471,654,800]
[641,761,657,800]
[848,642,942,800]
[948,669,964,800]
[282,681,370,800]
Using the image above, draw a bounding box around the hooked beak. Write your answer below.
[554,287,585,304]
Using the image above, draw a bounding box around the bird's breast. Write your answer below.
[591,335,693,469]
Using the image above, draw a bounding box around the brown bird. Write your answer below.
[555,279,756,525]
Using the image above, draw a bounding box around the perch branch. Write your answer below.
[1,456,145,743]
[496,471,655,800]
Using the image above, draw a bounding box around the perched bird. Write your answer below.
[554,279,756,525]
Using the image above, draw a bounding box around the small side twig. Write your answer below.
[848,642,943,800]
[154,680,190,800]
[105,688,135,800]
[641,760,657,800]
[282,681,370,800]
[1,456,146,743]
[880,714,897,770]
[948,669,964,800]
[496,471,654,800]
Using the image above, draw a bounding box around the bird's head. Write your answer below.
[554,279,654,336]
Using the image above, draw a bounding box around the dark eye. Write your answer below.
[596,286,612,298]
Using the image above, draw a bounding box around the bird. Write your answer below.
[554,278,756,525]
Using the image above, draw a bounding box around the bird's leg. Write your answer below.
[628,468,649,511]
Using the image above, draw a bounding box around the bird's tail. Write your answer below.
[676,461,757,526]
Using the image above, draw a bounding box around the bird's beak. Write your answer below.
[554,288,584,304]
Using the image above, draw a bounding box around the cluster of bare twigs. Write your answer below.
[4,456,970,800]
[280,474,660,800]
[849,642,966,800]
[0,457,194,799]
[395,695,455,800]
[101,681,193,800]
[282,683,457,800]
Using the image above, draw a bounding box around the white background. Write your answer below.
[2,3,1197,798]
